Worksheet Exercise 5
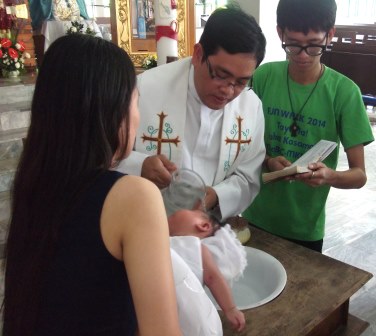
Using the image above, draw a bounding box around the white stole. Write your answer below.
[136,58,190,166]
[215,105,253,184]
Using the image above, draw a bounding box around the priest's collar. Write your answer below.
[188,63,202,105]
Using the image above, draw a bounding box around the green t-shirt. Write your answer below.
[242,61,374,241]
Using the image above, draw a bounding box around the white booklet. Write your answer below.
[262,140,337,183]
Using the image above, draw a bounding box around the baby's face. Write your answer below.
[168,209,206,236]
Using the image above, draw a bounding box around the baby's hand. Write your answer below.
[224,306,246,332]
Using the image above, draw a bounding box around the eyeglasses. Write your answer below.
[205,57,251,91]
[282,34,328,56]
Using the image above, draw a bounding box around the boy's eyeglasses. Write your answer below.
[205,57,252,91]
[282,34,328,56]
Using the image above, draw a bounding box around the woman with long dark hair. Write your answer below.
[2,34,181,336]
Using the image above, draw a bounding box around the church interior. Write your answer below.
[0,0,375,334]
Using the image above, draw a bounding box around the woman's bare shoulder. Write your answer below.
[111,175,161,203]
[101,175,167,259]
[104,174,166,226]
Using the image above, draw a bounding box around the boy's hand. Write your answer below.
[267,155,291,172]
[224,306,246,332]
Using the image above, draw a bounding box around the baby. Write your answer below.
[168,209,246,332]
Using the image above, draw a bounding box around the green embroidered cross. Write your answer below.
[141,111,180,155]
[225,116,251,161]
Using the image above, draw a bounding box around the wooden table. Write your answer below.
[220,225,373,336]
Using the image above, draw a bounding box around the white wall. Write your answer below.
[233,0,285,64]
[232,0,260,22]
[259,0,285,63]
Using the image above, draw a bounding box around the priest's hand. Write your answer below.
[204,187,219,211]
[141,155,177,189]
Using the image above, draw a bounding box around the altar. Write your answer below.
[41,19,102,51]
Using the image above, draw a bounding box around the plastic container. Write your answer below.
[162,168,206,216]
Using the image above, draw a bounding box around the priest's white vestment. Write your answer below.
[117,57,265,219]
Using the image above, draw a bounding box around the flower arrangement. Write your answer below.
[142,54,157,70]
[0,37,31,77]
[66,20,97,36]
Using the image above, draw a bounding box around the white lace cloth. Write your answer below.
[202,224,247,285]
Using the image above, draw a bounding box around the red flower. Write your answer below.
[1,38,12,48]
[0,49,2,58]
[8,48,18,59]
[16,41,26,52]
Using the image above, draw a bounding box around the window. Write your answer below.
[195,0,228,42]
[336,0,376,25]
[84,0,111,20]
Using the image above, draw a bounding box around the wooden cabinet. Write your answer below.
[111,0,195,67]
[131,37,156,52]
[321,25,376,95]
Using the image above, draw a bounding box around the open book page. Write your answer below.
[262,140,337,183]
[291,140,337,168]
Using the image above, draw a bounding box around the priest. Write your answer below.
[118,5,266,220]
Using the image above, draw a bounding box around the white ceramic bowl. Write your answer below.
[206,246,287,310]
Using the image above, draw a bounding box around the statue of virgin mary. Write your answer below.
[29,0,89,31]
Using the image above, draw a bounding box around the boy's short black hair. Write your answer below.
[277,0,337,34]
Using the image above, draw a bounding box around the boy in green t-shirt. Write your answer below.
[242,0,374,252]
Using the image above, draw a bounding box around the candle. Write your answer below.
[154,0,178,66]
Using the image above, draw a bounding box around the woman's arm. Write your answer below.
[101,175,182,336]
[202,244,245,332]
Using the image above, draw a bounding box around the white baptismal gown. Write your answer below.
[170,248,223,336]
[170,224,247,336]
